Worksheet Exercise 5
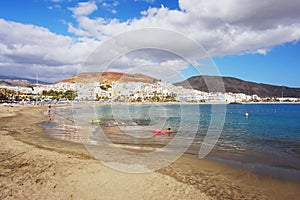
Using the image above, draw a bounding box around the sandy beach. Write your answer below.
[1,105,300,200]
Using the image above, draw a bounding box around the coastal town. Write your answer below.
[1,77,299,104]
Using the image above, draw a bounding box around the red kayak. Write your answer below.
[152,129,173,135]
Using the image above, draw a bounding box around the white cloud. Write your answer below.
[112,1,119,7]
[101,1,119,14]
[0,19,99,82]
[179,0,300,29]
[255,49,268,55]
[111,9,117,14]
[102,53,189,82]
[69,1,98,16]
[2,0,300,82]
[78,28,215,82]
[69,0,300,57]
[102,2,109,7]
[48,4,62,10]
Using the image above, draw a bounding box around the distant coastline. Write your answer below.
[1,72,300,106]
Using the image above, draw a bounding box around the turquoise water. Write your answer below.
[46,103,300,181]
[89,104,300,150]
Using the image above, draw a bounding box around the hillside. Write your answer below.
[174,76,300,98]
[0,75,50,86]
[58,72,157,84]
[0,80,32,87]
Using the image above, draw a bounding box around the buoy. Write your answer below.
[245,112,249,117]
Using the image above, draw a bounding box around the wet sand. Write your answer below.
[0,105,299,199]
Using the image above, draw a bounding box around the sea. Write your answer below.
[42,103,300,181]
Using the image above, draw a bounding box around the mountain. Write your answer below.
[0,75,50,86]
[58,72,158,84]
[0,79,31,87]
[174,76,300,98]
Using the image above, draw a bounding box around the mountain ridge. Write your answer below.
[174,75,300,98]
[0,75,50,85]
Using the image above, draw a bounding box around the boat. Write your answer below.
[152,129,173,135]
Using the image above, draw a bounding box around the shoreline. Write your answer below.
[0,105,211,200]
[73,101,300,105]
[1,105,300,199]
[43,110,300,184]
[51,103,300,183]
[1,100,300,110]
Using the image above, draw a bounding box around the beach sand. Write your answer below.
[0,105,299,200]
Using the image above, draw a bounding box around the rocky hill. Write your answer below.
[174,76,300,98]
[58,72,158,84]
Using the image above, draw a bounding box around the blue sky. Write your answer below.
[0,0,299,87]
[215,42,300,87]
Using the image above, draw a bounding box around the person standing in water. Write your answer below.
[48,105,52,121]
[167,128,172,136]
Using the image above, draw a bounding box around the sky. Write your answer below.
[0,0,299,87]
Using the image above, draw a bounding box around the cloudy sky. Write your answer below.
[0,0,300,86]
